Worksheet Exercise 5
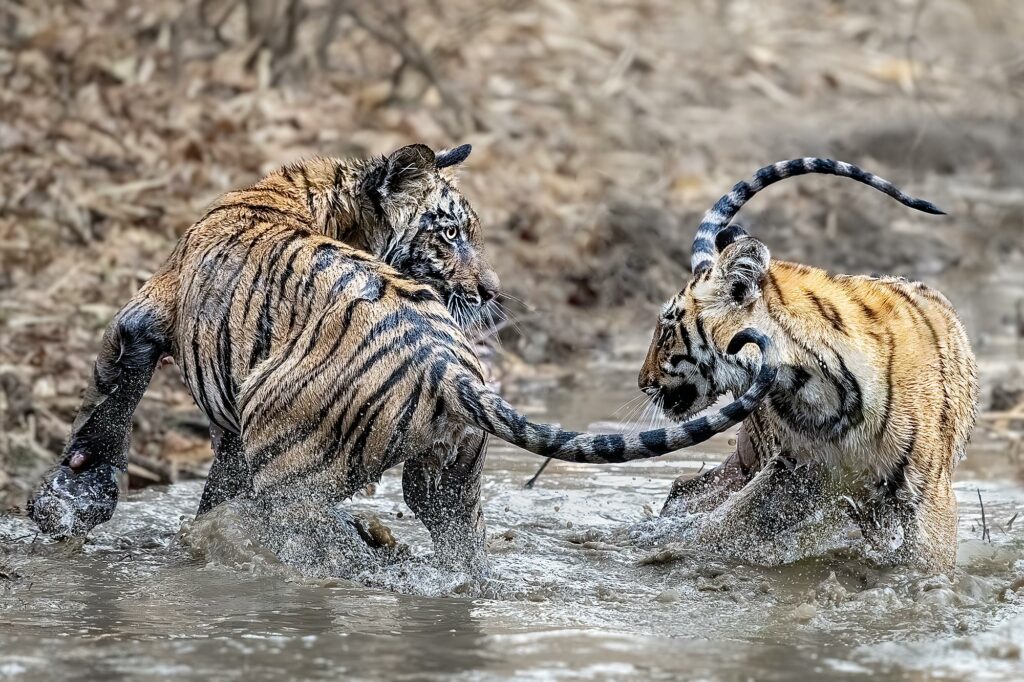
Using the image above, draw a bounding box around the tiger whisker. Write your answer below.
[492,300,524,337]
[610,393,646,420]
[497,291,536,312]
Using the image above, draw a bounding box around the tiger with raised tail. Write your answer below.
[639,158,977,570]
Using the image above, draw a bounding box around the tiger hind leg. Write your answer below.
[29,277,174,538]
[853,459,958,571]
[197,427,252,516]
[402,432,489,575]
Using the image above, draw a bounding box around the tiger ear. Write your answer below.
[434,143,472,182]
[435,144,471,169]
[363,144,436,209]
[714,237,770,308]
[383,144,435,196]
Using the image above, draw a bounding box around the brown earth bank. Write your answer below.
[2,0,1023,505]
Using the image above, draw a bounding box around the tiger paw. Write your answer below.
[27,461,120,539]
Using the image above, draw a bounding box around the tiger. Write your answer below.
[29,142,497,534]
[28,144,780,574]
[637,158,978,571]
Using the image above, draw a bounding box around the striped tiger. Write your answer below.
[28,147,780,572]
[638,158,978,570]
[29,142,495,535]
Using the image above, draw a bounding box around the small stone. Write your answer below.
[363,515,396,548]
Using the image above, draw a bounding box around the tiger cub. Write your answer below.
[30,182,780,572]
[639,159,977,570]
[29,143,499,533]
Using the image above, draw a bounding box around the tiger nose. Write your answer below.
[478,269,500,304]
[638,369,660,394]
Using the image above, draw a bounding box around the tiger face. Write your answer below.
[360,144,500,330]
[399,176,500,329]
[639,238,772,421]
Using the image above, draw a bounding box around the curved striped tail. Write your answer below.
[453,329,777,463]
[690,158,945,276]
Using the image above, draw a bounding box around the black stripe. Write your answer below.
[536,429,577,458]
[811,158,838,174]
[754,163,781,186]
[878,330,896,439]
[640,429,667,453]
[692,236,714,254]
[211,231,273,416]
[242,297,367,431]
[318,328,431,444]
[326,344,436,472]
[888,285,951,439]
[856,299,879,321]
[720,400,747,422]
[329,268,360,299]
[805,290,847,334]
[395,285,441,304]
[248,287,274,370]
[189,231,266,428]
[455,375,495,433]
[276,247,303,301]
[298,164,316,219]
[258,301,413,430]
[882,424,916,498]
[201,202,310,227]
[714,223,749,251]
[591,434,626,460]
[765,270,787,306]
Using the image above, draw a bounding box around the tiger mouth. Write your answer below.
[418,278,485,331]
[659,384,702,422]
[446,293,487,331]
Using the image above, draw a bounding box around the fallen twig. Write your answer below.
[978,488,991,542]
[525,457,551,489]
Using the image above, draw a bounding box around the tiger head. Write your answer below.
[639,236,773,421]
[358,143,500,329]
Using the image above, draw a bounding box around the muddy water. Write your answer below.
[3,268,1024,681]
[2,356,1023,681]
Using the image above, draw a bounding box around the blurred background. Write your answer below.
[1,0,1022,506]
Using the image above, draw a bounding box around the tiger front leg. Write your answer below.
[694,453,848,565]
[29,285,173,538]
[662,423,762,517]
[402,432,489,576]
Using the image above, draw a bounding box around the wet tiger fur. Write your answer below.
[639,158,977,571]
[29,145,780,573]
[29,142,497,534]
